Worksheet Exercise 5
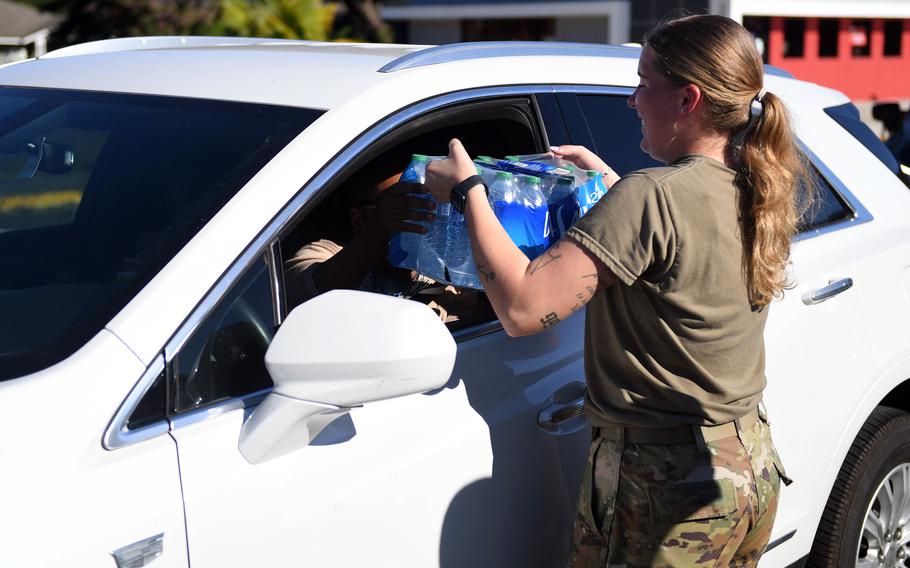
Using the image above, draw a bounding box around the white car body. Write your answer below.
[0,37,908,567]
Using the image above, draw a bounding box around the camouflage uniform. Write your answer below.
[569,410,790,568]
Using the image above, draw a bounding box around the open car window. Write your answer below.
[280,95,553,333]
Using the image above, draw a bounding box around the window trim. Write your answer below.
[103,354,168,450]
[794,143,873,241]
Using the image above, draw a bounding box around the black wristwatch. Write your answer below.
[450,175,488,214]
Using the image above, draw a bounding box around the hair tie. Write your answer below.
[749,87,767,122]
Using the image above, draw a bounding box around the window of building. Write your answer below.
[461,18,555,42]
[884,20,903,56]
[783,19,806,58]
[819,18,839,58]
[851,20,872,57]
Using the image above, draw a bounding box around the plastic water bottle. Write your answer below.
[519,175,549,257]
[444,207,481,288]
[489,170,516,204]
[492,174,548,260]
[577,170,606,217]
[388,154,447,281]
[546,175,577,243]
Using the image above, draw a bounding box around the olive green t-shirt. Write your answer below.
[566,154,767,428]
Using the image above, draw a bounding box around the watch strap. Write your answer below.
[450,174,488,214]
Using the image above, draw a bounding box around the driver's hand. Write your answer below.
[368,180,436,238]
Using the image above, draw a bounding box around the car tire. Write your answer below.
[808,405,910,567]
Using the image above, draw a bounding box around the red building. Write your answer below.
[756,17,910,101]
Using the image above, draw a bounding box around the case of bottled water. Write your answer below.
[388,153,609,289]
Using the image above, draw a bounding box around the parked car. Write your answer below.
[1,37,909,568]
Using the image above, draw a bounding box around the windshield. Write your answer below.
[0,87,321,381]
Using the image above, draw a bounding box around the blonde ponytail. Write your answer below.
[645,15,810,306]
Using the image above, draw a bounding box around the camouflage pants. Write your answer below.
[569,413,790,568]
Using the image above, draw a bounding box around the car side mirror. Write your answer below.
[238,290,456,464]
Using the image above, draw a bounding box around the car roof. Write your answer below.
[0,36,845,113]
[0,37,429,109]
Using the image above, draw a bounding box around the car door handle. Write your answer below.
[802,277,854,305]
[538,397,585,431]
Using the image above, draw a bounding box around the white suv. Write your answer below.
[1,37,909,568]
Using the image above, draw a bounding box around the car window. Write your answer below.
[170,255,274,414]
[0,87,321,381]
[797,163,853,233]
[574,94,662,175]
[280,96,548,333]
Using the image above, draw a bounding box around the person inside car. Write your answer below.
[285,159,483,324]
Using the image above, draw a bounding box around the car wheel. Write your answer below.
[808,406,910,567]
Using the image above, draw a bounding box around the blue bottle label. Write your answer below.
[493,201,549,260]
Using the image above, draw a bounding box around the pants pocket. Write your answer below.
[647,478,738,524]
[570,431,623,568]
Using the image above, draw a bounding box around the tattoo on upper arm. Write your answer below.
[529,242,562,275]
[540,312,560,328]
[476,263,496,282]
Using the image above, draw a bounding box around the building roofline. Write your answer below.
[380,0,628,20]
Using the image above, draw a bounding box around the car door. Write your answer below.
[159,88,594,568]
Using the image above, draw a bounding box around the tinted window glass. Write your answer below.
[576,94,661,175]
[128,367,167,430]
[172,256,274,413]
[797,165,852,233]
[0,87,320,381]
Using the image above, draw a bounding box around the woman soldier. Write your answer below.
[425,13,803,567]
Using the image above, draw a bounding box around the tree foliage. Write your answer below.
[212,0,336,41]
[15,0,389,49]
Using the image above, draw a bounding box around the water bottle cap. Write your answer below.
[476,155,495,163]
[586,169,599,178]
[412,154,430,162]
[505,155,519,161]
[524,175,542,186]
[495,171,513,180]
[556,175,574,185]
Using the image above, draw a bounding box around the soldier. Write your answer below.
[424,14,801,567]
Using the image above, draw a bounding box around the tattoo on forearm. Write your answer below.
[476,263,496,282]
[570,292,585,313]
[530,242,562,275]
[540,312,560,328]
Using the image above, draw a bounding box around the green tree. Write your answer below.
[41,0,219,48]
[212,0,336,41]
